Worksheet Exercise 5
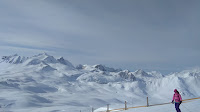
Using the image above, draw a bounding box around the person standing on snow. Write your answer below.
[172,89,182,112]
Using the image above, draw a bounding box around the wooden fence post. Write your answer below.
[106,104,110,112]
[125,101,127,110]
[92,107,94,112]
[147,96,149,107]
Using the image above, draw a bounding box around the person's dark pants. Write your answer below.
[175,103,181,112]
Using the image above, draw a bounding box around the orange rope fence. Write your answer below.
[98,97,200,112]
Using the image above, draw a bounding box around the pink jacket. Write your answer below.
[172,92,182,103]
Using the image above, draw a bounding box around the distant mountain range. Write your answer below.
[0,53,200,112]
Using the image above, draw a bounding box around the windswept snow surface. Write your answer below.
[95,99,200,112]
[0,53,200,112]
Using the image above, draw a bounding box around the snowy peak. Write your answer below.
[76,64,84,69]
[0,53,76,72]
[148,71,163,78]
[44,56,58,63]
[133,69,164,79]
[94,64,106,71]
[118,70,136,81]
[33,52,49,57]
[1,54,28,64]
[57,57,74,68]
[94,64,120,72]
[31,52,58,63]
[77,66,135,83]
[20,53,58,66]
[171,68,200,79]
[134,69,149,77]
[1,53,74,67]
[40,63,57,72]
[134,69,147,74]
[77,64,121,72]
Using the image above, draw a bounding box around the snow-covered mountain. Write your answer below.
[0,53,200,112]
[1,54,28,64]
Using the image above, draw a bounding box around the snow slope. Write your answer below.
[94,98,200,112]
[0,53,200,112]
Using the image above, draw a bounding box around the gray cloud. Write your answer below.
[0,0,200,74]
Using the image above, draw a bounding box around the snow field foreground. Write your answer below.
[95,98,200,112]
[122,99,199,112]
[0,53,200,112]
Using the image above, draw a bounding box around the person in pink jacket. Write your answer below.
[172,89,182,112]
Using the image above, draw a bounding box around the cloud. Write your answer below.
[0,0,200,73]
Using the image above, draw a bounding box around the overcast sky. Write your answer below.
[0,0,200,74]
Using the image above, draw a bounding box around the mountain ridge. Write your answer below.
[0,53,200,112]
